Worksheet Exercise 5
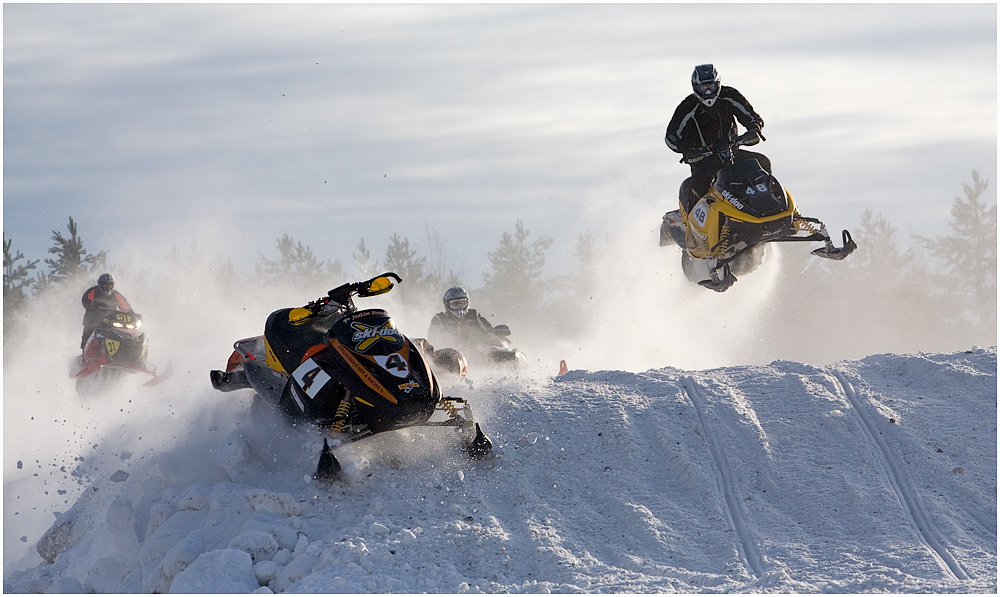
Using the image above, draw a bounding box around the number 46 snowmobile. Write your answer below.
[659,131,856,292]
[210,273,493,480]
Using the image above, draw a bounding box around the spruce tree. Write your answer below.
[255,234,343,287]
[353,239,377,278]
[3,234,38,315]
[44,217,106,284]
[918,171,997,331]
[481,220,554,316]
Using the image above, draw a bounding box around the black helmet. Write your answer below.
[97,273,115,295]
[443,286,469,317]
[691,64,720,107]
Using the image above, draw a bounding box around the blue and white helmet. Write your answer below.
[97,273,115,295]
[692,64,721,107]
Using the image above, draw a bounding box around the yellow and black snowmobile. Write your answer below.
[210,273,492,479]
[659,131,856,291]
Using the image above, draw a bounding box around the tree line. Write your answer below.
[4,172,996,356]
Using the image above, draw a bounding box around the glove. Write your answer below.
[683,148,712,164]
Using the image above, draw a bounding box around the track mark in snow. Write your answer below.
[832,371,970,581]
[681,377,764,577]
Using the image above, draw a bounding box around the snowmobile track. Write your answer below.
[831,370,970,580]
[681,377,765,577]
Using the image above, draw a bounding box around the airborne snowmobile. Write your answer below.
[659,131,856,291]
[210,273,493,480]
[72,308,172,394]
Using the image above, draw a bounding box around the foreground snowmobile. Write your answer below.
[659,131,856,291]
[210,273,493,480]
[72,309,172,394]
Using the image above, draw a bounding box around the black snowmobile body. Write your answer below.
[211,273,492,479]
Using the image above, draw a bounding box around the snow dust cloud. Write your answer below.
[3,187,992,571]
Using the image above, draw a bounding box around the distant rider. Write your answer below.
[427,287,501,351]
[665,64,771,212]
[81,273,133,351]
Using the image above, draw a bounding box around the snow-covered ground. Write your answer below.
[4,340,995,592]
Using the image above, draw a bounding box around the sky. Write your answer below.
[3,3,996,283]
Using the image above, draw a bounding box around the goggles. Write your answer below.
[696,81,719,96]
[448,297,469,311]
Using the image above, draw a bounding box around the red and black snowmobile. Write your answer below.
[73,309,172,394]
[210,273,493,480]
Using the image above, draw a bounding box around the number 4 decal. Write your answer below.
[375,353,410,378]
[292,358,332,398]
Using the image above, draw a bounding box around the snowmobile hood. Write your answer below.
[328,309,405,356]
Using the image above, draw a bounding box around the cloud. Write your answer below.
[3,3,995,280]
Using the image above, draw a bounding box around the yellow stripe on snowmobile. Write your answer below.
[264,337,288,374]
[327,339,398,405]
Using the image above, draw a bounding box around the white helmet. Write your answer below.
[443,287,469,317]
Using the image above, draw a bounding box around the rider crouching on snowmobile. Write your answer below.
[81,273,133,352]
[427,287,499,351]
[665,64,771,213]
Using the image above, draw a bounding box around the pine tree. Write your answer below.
[353,239,378,278]
[422,226,463,292]
[255,234,343,287]
[3,234,38,316]
[44,217,106,284]
[481,220,554,316]
[384,234,428,299]
[918,171,997,331]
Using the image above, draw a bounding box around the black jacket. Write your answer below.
[428,309,495,349]
[665,86,764,154]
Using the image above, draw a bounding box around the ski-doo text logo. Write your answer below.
[720,189,745,210]
[350,322,403,352]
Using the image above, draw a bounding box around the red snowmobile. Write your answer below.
[73,309,172,394]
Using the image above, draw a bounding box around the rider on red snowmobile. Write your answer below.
[80,273,133,352]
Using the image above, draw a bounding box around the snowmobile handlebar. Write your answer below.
[681,130,765,165]
[303,272,403,314]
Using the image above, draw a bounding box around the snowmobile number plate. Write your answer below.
[292,358,332,398]
[692,200,709,227]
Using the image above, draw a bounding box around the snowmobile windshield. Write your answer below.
[713,160,788,219]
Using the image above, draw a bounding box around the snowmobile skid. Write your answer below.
[210,273,493,480]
